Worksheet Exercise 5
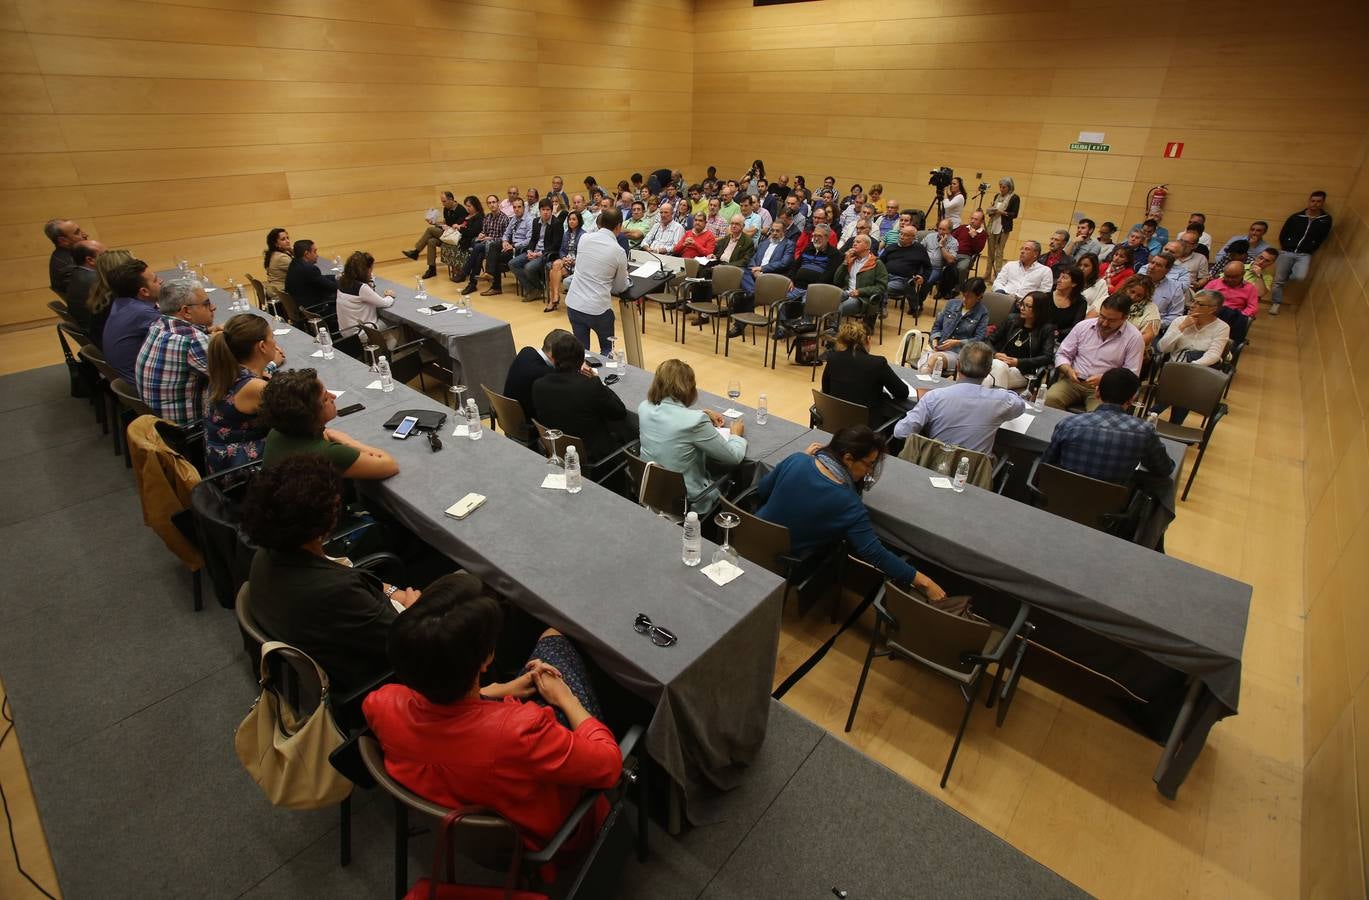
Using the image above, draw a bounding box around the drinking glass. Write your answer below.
[449,384,467,414]
[712,511,740,567]
[543,428,564,470]
[364,343,380,372]
[727,379,741,402]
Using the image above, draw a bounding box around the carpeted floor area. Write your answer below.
[0,365,1083,898]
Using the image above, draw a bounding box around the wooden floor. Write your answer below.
[0,261,1305,899]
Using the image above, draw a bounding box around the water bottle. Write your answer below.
[1035,381,1048,410]
[1146,411,1160,428]
[682,511,702,566]
[932,356,946,379]
[415,276,427,301]
[236,284,248,310]
[378,355,394,392]
[318,326,334,359]
[465,398,482,440]
[756,393,768,424]
[952,456,969,492]
[564,445,582,493]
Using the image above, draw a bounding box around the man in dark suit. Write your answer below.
[504,328,567,424]
[63,240,104,335]
[530,332,632,465]
[284,239,338,317]
[510,199,563,301]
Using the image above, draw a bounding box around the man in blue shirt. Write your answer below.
[894,342,1024,454]
[1042,368,1173,484]
[101,258,164,383]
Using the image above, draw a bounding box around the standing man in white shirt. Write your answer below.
[991,240,1054,300]
[565,208,629,356]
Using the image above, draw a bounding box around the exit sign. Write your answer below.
[1069,141,1111,152]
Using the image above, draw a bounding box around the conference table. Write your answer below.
[196,287,788,819]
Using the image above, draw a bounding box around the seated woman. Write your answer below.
[1046,266,1087,341]
[530,333,630,465]
[260,368,399,479]
[637,359,746,516]
[263,227,292,306]
[1102,246,1135,293]
[921,277,989,375]
[242,454,422,696]
[821,321,910,427]
[334,251,395,337]
[755,426,946,596]
[204,314,285,473]
[544,210,584,313]
[987,291,1056,391]
[363,576,621,851]
[1117,275,1161,350]
[1076,252,1109,313]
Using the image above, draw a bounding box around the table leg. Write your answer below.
[1152,678,1223,799]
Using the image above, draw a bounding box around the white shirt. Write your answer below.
[565,229,629,317]
[759,240,781,267]
[336,283,395,336]
[1156,314,1229,367]
[942,193,966,228]
[1082,277,1111,313]
[847,256,866,291]
[991,260,1054,298]
[643,220,685,254]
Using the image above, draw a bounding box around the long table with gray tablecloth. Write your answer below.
[758,430,1250,796]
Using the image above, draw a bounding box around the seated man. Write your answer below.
[1205,259,1260,345]
[402,191,466,280]
[1172,230,1209,289]
[1117,228,1151,270]
[1220,221,1272,261]
[64,240,104,335]
[640,202,684,256]
[261,368,399,479]
[363,576,622,852]
[833,234,888,318]
[504,328,568,424]
[951,210,988,280]
[530,332,630,464]
[102,258,165,383]
[1045,294,1143,411]
[1039,229,1075,276]
[510,199,562,301]
[1244,246,1279,307]
[713,214,755,270]
[482,197,533,296]
[1154,289,1231,424]
[1065,218,1101,259]
[622,200,651,249]
[134,278,218,428]
[881,225,933,309]
[45,217,88,298]
[1042,367,1174,484]
[284,239,338,312]
[791,206,839,258]
[893,341,1023,454]
[242,454,424,697]
[1137,252,1187,326]
[673,213,716,259]
[991,240,1054,300]
[740,220,795,297]
[874,199,902,246]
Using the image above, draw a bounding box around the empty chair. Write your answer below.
[897,328,927,368]
[640,257,697,333]
[623,448,688,521]
[482,385,533,446]
[845,580,1033,787]
[681,264,743,352]
[1142,361,1229,500]
[358,322,436,393]
[898,433,1011,493]
[792,283,844,377]
[1027,458,1133,531]
[811,389,868,433]
[727,271,787,363]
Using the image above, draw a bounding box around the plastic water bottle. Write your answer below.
[235,284,248,310]
[932,356,945,379]
[378,355,394,392]
[415,276,427,301]
[756,393,768,424]
[318,326,334,359]
[1035,381,1048,410]
[1146,411,1160,428]
[952,456,969,492]
[465,398,482,440]
[564,446,582,493]
[682,511,702,566]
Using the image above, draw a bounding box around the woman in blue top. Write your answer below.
[754,426,946,597]
[543,210,584,313]
[922,277,990,375]
[204,314,284,473]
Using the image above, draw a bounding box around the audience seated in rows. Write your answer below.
[637,358,746,515]
[1136,252,1186,326]
[1042,368,1174,484]
[205,313,284,473]
[991,240,1053,300]
[135,278,218,429]
[1206,259,1260,345]
[834,234,888,318]
[1045,295,1143,411]
[820,321,909,428]
[510,199,564,301]
[896,341,1025,455]
[261,368,398,479]
[335,251,395,337]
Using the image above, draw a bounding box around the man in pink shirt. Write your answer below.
[1205,259,1260,344]
[1045,294,1144,411]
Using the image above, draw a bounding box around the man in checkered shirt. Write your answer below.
[135,278,219,428]
[1042,368,1173,484]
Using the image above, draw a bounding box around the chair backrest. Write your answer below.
[878,581,992,683]
[640,461,687,518]
[617,300,645,368]
[898,433,994,489]
[718,496,791,576]
[47,299,79,328]
[79,344,119,384]
[245,274,268,311]
[812,389,868,433]
[1151,361,1227,420]
[710,264,743,295]
[275,291,306,327]
[682,257,701,278]
[1031,461,1132,530]
[898,329,927,367]
[533,420,589,463]
[59,321,91,349]
[753,272,790,309]
[110,377,153,416]
[804,283,844,319]
[192,470,261,608]
[983,292,1015,328]
[915,229,931,242]
[359,322,402,354]
[482,385,529,444]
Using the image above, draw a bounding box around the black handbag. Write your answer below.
[382,409,448,432]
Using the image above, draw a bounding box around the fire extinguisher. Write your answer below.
[1146,184,1168,219]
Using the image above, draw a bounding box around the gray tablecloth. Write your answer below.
[371,274,515,416]
[340,386,786,808]
[759,430,1250,717]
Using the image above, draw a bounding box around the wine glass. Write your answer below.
[449,383,467,415]
[712,511,740,567]
[543,428,564,472]
[727,379,741,403]
[363,343,380,372]
[332,254,342,272]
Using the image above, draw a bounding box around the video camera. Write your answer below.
[928,166,954,190]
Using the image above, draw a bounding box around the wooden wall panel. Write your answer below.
[3,0,693,327]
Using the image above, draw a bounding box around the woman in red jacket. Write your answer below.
[363,574,622,850]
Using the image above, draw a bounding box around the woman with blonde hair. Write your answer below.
[820,320,909,427]
[85,248,134,348]
[636,359,746,516]
[204,313,285,473]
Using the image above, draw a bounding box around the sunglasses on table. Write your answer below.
[634,613,677,647]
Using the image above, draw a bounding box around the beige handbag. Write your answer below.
[234,641,352,810]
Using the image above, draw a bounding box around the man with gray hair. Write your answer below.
[45,217,89,297]
[893,341,1025,454]
[134,278,220,427]
[991,240,1054,299]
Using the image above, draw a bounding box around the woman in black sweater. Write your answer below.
[820,320,910,429]
[988,291,1057,391]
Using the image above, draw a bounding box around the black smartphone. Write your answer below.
[337,403,365,416]
[603,373,620,385]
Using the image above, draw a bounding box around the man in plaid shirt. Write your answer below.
[135,278,219,428]
[1042,368,1173,484]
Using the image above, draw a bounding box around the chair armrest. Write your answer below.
[525,724,646,865]
[390,338,428,358]
[1024,456,1045,503]
[990,456,1013,495]
[960,601,1031,665]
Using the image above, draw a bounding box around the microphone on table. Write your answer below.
[641,248,674,281]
